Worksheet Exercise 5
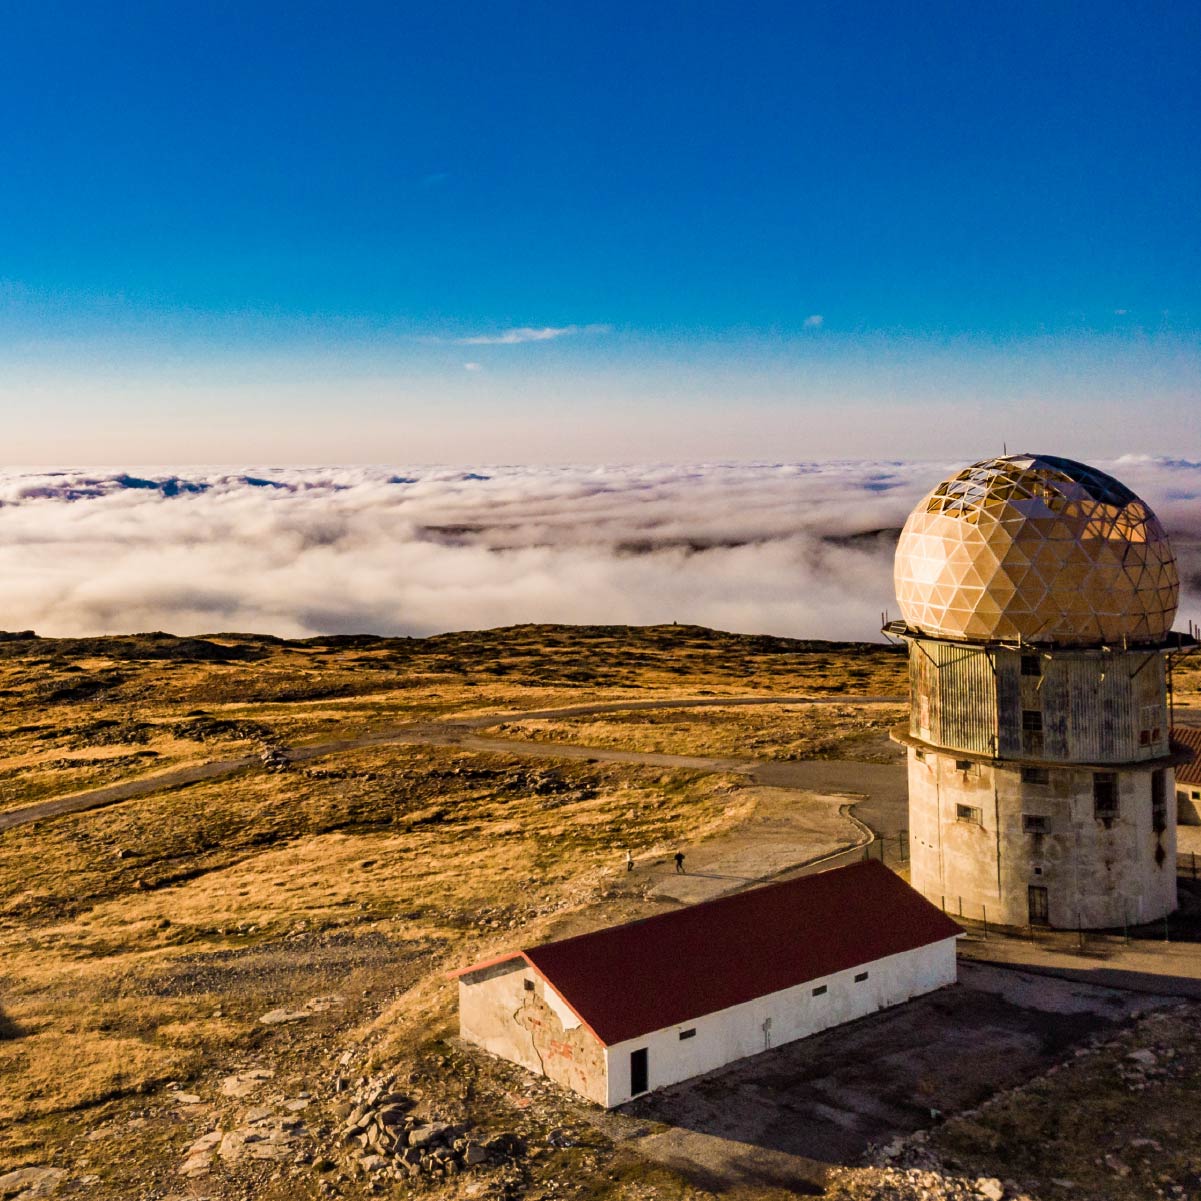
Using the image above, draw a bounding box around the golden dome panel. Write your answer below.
[894,454,1178,645]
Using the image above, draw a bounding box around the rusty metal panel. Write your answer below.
[995,650,1022,757]
[1064,655,1137,762]
[1038,656,1070,759]
[912,640,996,755]
[909,639,1170,764]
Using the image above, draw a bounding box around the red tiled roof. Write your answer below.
[1173,726,1201,787]
[454,860,961,1046]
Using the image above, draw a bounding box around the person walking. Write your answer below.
[625,848,634,872]
[674,850,685,874]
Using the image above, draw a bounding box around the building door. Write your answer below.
[1027,885,1049,925]
[630,1048,648,1096]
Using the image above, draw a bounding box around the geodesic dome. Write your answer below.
[894,454,1179,646]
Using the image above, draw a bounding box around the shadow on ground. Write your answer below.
[612,961,1167,1194]
[0,1005,25,1040]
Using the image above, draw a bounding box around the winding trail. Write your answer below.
[0,694,905,834]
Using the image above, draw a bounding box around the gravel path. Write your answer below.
[0,694,905,834]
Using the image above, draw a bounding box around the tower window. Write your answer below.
[854,971,869,983]
[1021,766,1049,785]
[954,759,972,772]
[1022,709,1044,755]
[1021,654,1042,677]
[915,748,926,761]
[811,985,827,996]
[956,804,982,824]
[1093,773,1118,822]
[1152,770,1167,833]
[1022,814,1049,834]
[678,1028,696,1040]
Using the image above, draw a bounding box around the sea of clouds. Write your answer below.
[0,459,1197,641]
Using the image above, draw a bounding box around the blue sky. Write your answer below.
[1,2,1198,462]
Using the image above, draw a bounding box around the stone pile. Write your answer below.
[260,743,289,772]
[827,1167,1021,1201]
[334,1071,521,1183]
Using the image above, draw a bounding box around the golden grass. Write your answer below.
[0,623,1196,1199]
[494,702,908,762]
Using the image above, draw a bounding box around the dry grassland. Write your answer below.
[494,703,908,763]
[1,623,1198,1201]
[0,624,903,1198]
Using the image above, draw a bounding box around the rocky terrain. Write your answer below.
[0,624,1199,1201]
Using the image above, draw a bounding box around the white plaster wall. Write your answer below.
[1179,783,1201,826]
[602,938,957,1107]
[458,961,545,1075]
[908,748,1177,928]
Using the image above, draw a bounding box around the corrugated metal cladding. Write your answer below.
[1061,652,1167,763]
[910,641,1169,764]
[908,639,996,755]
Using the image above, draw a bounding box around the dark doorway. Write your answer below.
[630,1047,648,1095]
[1028,885,1049,925]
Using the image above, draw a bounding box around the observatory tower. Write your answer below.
[887,454,1188,929]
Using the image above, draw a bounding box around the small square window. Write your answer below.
[955,759,972,772]
[1034,866,1042,876]
[1021,654,1042,677]
[1021,766,1049,785]
[678,1028,696,1040]
[915,749,926,761]
[854,971,869,983]
[1022,814,1049,834]
[1021,709,1043,733]
[523,979,535,992]
[956,804,982,824]
[811,984,827,996]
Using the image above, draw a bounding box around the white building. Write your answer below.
[452,860,961,1107]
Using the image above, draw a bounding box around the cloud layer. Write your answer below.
[0,460,1196,640]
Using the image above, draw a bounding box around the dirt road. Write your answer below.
[0,694,905,834]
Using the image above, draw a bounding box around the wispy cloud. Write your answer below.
[463,362,483,372]
[803,314,824,329]
[456,323,611,345]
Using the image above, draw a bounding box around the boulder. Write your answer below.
[0,1167,67,1199]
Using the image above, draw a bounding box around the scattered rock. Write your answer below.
[170,1090,202,1105]
[220,1068,274,1097]
[976,1179,1005,1201]
[259,1008,311,1025]
[259,995,345,1025]
[186,1131,222,1156]
[178,1154,212,1179]
[0,1167,67,1200]
[1103,1154,1130,1178]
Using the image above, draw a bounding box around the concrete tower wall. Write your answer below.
[907,747,1177,928]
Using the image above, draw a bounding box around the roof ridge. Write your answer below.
[520,858,885,958]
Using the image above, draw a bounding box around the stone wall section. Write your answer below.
[908,748,1176,927]
[458,961,607,1106]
